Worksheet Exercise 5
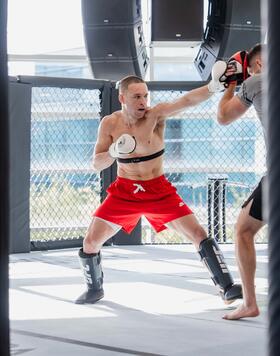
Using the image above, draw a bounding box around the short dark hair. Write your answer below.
[247,43,265,66]
[118,75,145,93]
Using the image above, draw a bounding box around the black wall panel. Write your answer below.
[0,0,10,353]
[9,82,31,254]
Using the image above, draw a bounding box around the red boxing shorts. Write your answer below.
[93,175,193,234]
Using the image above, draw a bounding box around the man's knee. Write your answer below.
[198,225,207,238]
[234,203,263,241]
[192,225,207,242]
[83,236,101,254]
[234,222,256,241]
[83,225,104,253]
[83,218,118,253]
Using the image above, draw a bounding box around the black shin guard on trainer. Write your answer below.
[198,238,242,302]
[75,248,104,304]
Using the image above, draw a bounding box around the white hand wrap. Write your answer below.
[207,61,227,93]
[109,134,137,158]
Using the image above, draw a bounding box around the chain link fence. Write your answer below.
[30,86,102,244]
[28,81,267,246]
[142,90,266,243]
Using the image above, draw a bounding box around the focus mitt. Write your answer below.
[109,134,136,158]
[207,61,227,93]
[224,50,249,87]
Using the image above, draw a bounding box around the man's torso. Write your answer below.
[109,109,165,180]
[237,74,262,121]
[237,73,266,142]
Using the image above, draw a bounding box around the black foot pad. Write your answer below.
[221,284,243,304]
[75,289,104,304]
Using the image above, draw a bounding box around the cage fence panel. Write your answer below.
[30,86,101,243]
[142,90,267,244]
[29,84,267,246]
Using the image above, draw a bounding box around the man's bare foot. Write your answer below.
[223,304,260,320]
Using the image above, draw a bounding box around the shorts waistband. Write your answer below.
[116,175,167,185]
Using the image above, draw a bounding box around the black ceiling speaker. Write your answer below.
[82,0,149,80]
[151,0,204,42]
[194,0,264,80]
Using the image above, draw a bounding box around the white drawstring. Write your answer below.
[133,183,146,194]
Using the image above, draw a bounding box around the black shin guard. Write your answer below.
[75,248,104,304]
[198,238,242,302]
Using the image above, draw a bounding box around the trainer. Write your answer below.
[217,43,265,320]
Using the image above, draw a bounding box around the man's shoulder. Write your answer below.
[102,111,121,123]
[145,106,158,118]
[145,104,167,121]
[241,74,262,94]
[237,74,262,107]
[244,74,262,87]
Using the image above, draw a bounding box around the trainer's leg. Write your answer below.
[76,217,121,304]
[223,199,264,320]
[168,214,242,303]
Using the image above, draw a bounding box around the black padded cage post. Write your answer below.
[0,0,10,354]
[266,1,280,355]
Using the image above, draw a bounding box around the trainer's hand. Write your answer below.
[207,61,227,93]
[109,134,136,158]
[225,50,249,87]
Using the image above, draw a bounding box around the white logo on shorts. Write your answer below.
[179,202,185,207]
[133,183,146,194]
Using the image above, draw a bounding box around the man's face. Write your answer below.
[120,83,149,118]
[247,54,262,76]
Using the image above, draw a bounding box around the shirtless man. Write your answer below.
[76,71,242,305]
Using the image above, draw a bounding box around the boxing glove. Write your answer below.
[109,134,136,158]
[224,50,249,87]
[207,61,227,93]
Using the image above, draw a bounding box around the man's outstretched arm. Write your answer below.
[153,61,227,119]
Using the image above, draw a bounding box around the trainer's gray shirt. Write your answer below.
[237,74,264,138]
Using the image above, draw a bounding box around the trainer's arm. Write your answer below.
[92,117,115,172]
[217,84,248,125]
[154,84,212,119]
